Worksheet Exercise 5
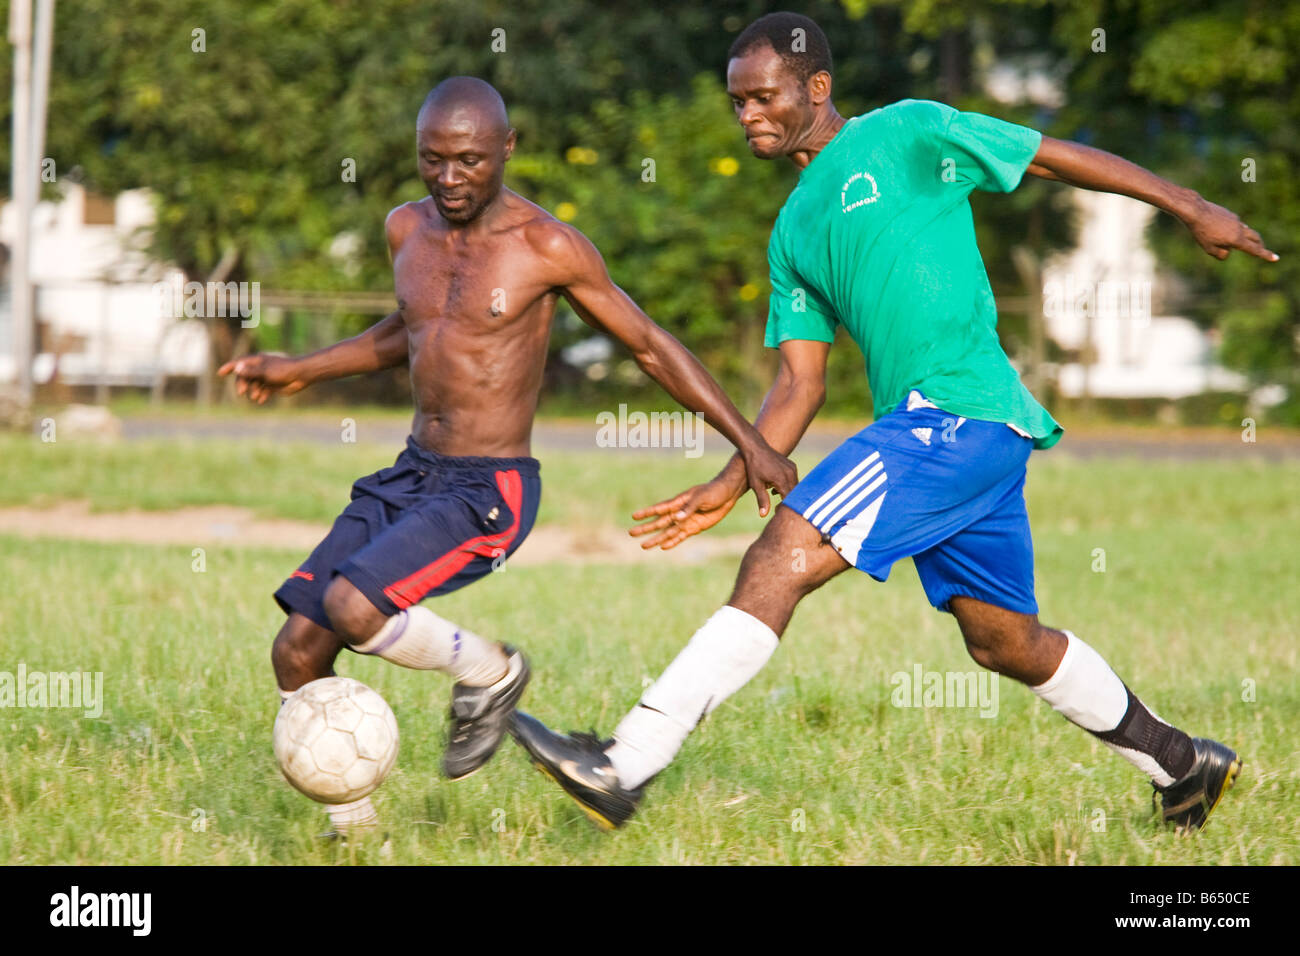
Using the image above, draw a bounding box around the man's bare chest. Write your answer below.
[393,239,552,329]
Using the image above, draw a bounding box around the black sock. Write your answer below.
[1093,685,1195,783]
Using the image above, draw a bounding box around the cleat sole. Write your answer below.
[529,760,617,831]
[445,765,483,783]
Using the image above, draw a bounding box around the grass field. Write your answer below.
[0,430,1297,865]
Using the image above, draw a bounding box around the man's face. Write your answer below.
[416,108,515,224]
[726,46,815,160]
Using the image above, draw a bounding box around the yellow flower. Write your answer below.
[565,147,599,165]
[134,84,163,109]
[710,157,740,177]
[738,283,759,301]
[555,202,578,221]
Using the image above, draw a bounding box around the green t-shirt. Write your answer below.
[764,99,1063,449]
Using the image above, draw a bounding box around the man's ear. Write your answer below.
[808,70,833,106]
[504,128,517,161]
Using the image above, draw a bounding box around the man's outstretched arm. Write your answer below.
[545,222,798,515]
[630,338,829,550]
[219,309,408,404]
[1026,136,1278,262]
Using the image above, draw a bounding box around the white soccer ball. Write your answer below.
[273,677,400,804]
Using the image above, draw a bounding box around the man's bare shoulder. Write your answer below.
[385,199,433,249]
[516,212,601,286]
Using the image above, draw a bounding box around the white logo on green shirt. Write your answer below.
[841,171,881,213]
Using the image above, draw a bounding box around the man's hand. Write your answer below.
[218,353,311,404]
[1183,196,1279,262]
[630,477,743,551]
[737,440,798,517]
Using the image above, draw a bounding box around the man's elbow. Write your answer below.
[779,369,826,410]
[630,327,677,378]
[630,344,664,381]
[803,379,827,411]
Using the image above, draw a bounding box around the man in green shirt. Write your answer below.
[513,12,1276,832]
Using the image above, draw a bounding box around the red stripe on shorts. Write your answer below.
[381,469,523,610]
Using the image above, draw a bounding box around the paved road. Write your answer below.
[116,415,1300,461]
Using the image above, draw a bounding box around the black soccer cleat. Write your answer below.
[1153,737,1243,832]
[442,644,530,780]
[509,711,644,830]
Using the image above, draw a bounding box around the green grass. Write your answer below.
[0,432,779,533]
[0,435,1296,864]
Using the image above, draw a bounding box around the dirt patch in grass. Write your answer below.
[0,501,751,566]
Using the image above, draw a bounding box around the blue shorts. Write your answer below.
[274,437,541,630]
[782,391,1038,615]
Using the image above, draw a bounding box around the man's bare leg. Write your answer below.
[948,595,1201,787]
[271,612,346,698]
[513,512,1240,831]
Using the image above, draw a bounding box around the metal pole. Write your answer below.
[8,0,34,404]
[31,0,55,183]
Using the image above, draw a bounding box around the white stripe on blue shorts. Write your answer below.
[800,450,890,565]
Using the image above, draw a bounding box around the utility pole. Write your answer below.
[8,0,34,406]
[32,1,55,183]
[5,0,53,412]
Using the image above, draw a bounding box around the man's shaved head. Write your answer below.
[416,76,515,226]
[418,76,510,138]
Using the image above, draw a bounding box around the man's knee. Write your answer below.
[953,600,1056,678]
[962,631,1003,672]
[736,512,808,593]
[729,506,848,630]
[272,613,342,689]
[322,576,385,645]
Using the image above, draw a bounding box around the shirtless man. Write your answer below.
[220,76,796,833]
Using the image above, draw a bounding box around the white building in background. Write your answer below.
[0,183,207,389]
[1040,190,1247,399]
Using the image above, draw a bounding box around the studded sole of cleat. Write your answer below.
[530,760,616,831]
[444,762,486,783]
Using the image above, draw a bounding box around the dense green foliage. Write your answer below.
[2,1,1295,416]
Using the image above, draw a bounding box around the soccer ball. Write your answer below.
[273,677,400,804]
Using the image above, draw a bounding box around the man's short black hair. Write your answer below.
[728,12,833,84]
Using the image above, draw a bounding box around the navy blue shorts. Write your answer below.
[274,437,541,631]
[781,390,1038,616]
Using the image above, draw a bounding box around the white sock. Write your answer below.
[1030,630,1182,785]
[1030,631,1129,731]
[326,796,378,830]
[606,605,779,789]
[353,606,507,686]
